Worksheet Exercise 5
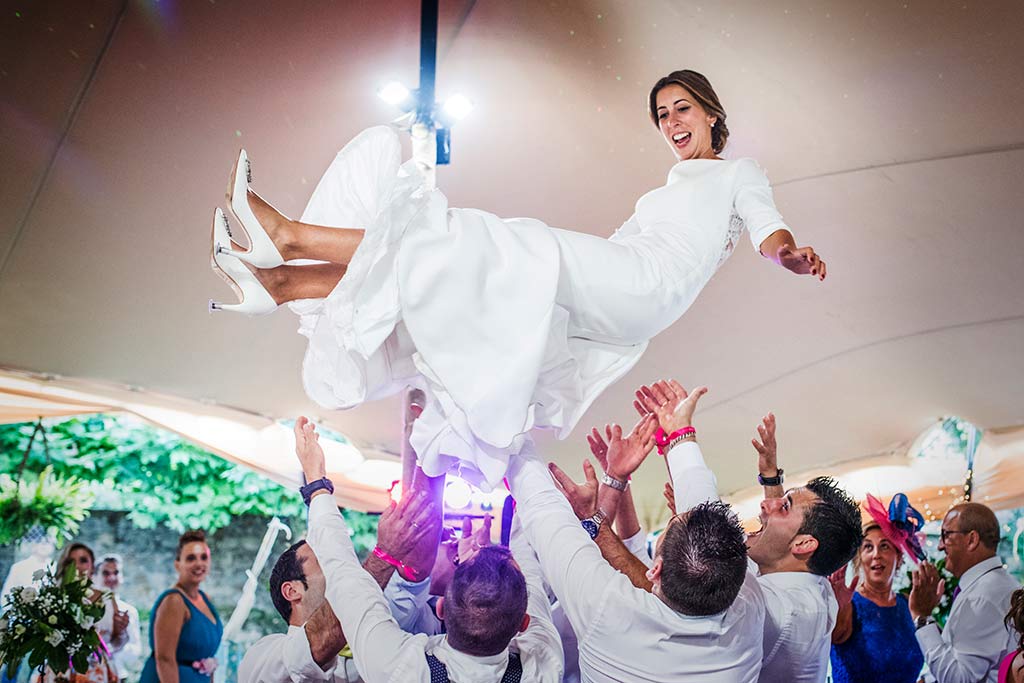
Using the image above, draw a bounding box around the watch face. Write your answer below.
[581,520,599,540]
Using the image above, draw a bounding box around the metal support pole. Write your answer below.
[417,0,439,126]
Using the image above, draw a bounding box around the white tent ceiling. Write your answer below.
[2,1,1023,514]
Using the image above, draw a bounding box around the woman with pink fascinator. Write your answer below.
[828,493,927,683]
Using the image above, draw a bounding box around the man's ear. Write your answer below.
[790,534,819,562]
[434,596,445,621]
[519,613,531,633]
[646,557,663,584]
[280,580,303,604]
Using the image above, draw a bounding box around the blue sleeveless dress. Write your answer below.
[140,588,223,683]
[830,592,923,683]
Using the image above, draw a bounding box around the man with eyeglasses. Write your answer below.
[908,502,1020,683]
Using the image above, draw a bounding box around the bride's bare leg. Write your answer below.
[246,189,365,264]
[256,263,348,304]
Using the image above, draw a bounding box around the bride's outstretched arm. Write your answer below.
[758,229,827,281]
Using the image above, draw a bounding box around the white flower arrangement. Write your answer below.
[0,563,107,677]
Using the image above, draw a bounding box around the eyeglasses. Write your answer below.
[939,529,968,542]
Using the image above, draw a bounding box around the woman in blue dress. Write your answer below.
[829,494,926,683]
[141,531,223,683]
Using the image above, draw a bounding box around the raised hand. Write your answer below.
[457,514,493,565]
[634,379,708,435]
[828,566,859,609]
[376,489,440,581]
[549,460,599,520]
[586,428,610,471]
[908,561,945,620]
[777,244,826,281]
[752,413,779,476]
[663,481,677,516]
[294,416,326,481]
[604,414,659,481]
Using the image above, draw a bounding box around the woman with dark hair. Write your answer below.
[1001,589,1024,683]
[140,531,223,683]
[208,69,826,487]
[828,494,926,683]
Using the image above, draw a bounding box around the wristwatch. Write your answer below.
[757,469,784,487]
[581,508,608,540]
[601,473,628,491]
[914,615,935,630]
[300,477,335,505]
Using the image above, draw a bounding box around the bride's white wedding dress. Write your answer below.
[289,126,789,488]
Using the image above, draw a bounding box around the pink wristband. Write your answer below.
[657,426,696,455]
[372,546,419,581]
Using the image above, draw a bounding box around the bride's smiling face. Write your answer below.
[655,84,718,161]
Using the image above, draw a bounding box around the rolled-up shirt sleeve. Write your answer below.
[382,573,442,636]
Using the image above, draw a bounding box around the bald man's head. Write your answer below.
[950,503,1000,550]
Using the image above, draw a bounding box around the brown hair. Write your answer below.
[176,529,208,559]
[57,542,95,575]
[648,70,729,153]
[950,502,1000,550]
[1006,588,1024,652]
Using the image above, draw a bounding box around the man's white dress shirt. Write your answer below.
[507,444,765,683]
[306,494,563,683]
[916,555,1020,683]
[382,573,444,636]
[238,625,362,682]
[756,567,836,682]
[667,441,837,683]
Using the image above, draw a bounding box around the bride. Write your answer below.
[209,69,826,487]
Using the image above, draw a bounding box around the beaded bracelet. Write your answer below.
[372,546,419,581]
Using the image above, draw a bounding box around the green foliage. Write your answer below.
[0,563,107,675]
[0,467,93,548]
[0,416,306,534]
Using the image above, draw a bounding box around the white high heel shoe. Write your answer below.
[222,149,286,268]
[209,208,279,315]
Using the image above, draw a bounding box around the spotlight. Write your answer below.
[378,81,412,107]
[445,478,473,510]
[442,94,473,121]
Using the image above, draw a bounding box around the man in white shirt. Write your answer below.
[239,464,445,682]
[293,416,563,683]
[95,555,142,682]
[557,383,861,682]
[512,387,765,682]
[743,412,862,683]
[910,502,1020,683]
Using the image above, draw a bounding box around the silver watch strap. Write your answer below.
[601,473,628,491]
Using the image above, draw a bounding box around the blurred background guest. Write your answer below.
[1001,589,1024,683]
[41,542,118,683]
[829,494,925,683]
[141,531,222,683]
[95,555,141,682]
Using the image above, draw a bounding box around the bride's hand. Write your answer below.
[777,244,826,280]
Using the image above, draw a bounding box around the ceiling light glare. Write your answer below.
[445,478,473,510]
[378,81,411,106]
[442,94,473,121]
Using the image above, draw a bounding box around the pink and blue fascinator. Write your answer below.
[863,492,927,563]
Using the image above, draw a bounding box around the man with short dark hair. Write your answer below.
[744,412,862,682]
[293,417,563,683]
[239,471,443,682]
[511,383,765,681]
[910,502,1019,683]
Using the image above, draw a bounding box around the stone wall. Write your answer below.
[1,510,308,680]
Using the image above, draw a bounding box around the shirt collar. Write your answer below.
[433,637,512,682]
[957,555,1004,594]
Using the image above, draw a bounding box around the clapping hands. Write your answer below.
[828,566,859,609]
